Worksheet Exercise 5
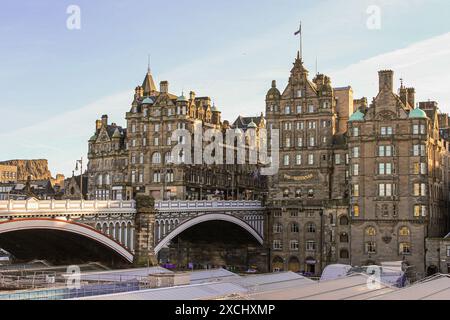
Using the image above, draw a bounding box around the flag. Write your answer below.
[294,22,301,36]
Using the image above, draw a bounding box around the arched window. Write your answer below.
[152,152,161,164]
[339,215,349,225]
[273,223,283,233]
[399,226,410,236]
[306,223,316,233]
[340,232,349,243]
[139,153,144,164]
[366,226,377,236]
[340,249,349,259]
[291,223,299,233]
[329,214,334,225]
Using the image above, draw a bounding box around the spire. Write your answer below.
[142,56,157,96]
[294,21,302,60]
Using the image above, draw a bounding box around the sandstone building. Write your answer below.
[87,68,267,201]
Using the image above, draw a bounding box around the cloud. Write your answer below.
[330,32,450,112]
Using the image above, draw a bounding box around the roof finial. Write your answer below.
[400,77,404,88]
[294,21,302,60]
[147,54,151,74]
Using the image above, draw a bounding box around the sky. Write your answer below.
[1,0,450,176]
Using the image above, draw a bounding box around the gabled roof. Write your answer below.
[232,115,265,129]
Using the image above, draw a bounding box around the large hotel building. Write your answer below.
[87,51,450,276]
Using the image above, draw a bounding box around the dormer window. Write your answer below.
[297,90,302,98]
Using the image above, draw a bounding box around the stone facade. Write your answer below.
[347,71,450,276]
[265,53,355,275]
[265,53,450,276]
[87,69,267,202]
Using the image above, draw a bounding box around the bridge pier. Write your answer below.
[133,195,158,267]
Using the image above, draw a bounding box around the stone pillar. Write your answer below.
[133,195,158,267]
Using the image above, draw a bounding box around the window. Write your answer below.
[413,183,427,196]
[131,171,136,183]
[340,249,349,259]
[353,184,360,197]
[274,211,282,217]
[308,121,316,129]
[284,122,292,130]
[353,164,359,176]
[446,246,450,257]
[352,147,360,158]
[165,152,172,164]
[353,127,359,137]
[297,90,302,97]
[131,123,136,133]
[273,240,282,250]
[353,205,360,217]
[152,152,161,164]
[399,227,410,236]
[154,124,160,132]
[139,153,144,164]
[308,154,314,165]
[412,162,427,175]
[307,189,314,198]
[295,189,301,198]
[378,163,393,175]
[381,126,393,135]
[308,105,314,113]
[297,137,303,147]
[290,210,299,217]
[414,205,427,217]
[291,223,299,233]
[309,137,315,147]
[365,242,376,254]
[296,154,302,165]
[413,124,426,135]
[340,233,349,243]
[153,171,161,183]
[297,122,304,130]
[285,105,291,114]
[283,189,290,198]
[139,173,143,183]
[306,241,316,251]
[285,138,291,148]
[307,223,316,233]
[379,183,395,197]
[340,216,349,225]
[290,240,299,251]
[273,223,283,233]
[335,154,341,165]
[296,105,302,114]
[143,138,147,146]
[413,144,426,156]
[399,243,411,255]
[154,137,159,146]
[378,145,394,157]
[283,155,290,166]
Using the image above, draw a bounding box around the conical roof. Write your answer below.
[142,71,157,96]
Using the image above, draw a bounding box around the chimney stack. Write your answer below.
[378,70,394,92]
[95,120,102,131]
[101,114,108,127]
[407,88,415,108]
[160,81,168,94]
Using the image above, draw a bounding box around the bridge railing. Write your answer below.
[155,200,263,211]
[0,199,136,213]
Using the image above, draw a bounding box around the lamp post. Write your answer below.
[75,157,84,200]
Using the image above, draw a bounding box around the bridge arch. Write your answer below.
[0,218,133,263]
[154,213,263,254]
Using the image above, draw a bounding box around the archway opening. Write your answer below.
[158,220,266,273]
[0,229,131,267]
[288,256,300,272]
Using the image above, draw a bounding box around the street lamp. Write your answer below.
[75,157,84,200]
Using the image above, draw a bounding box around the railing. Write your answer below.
[0,199,136,213]
[155,200,263,212]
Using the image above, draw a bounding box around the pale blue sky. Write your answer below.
[1,0,450,176]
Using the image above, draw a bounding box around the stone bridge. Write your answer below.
[0,198,266,266]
